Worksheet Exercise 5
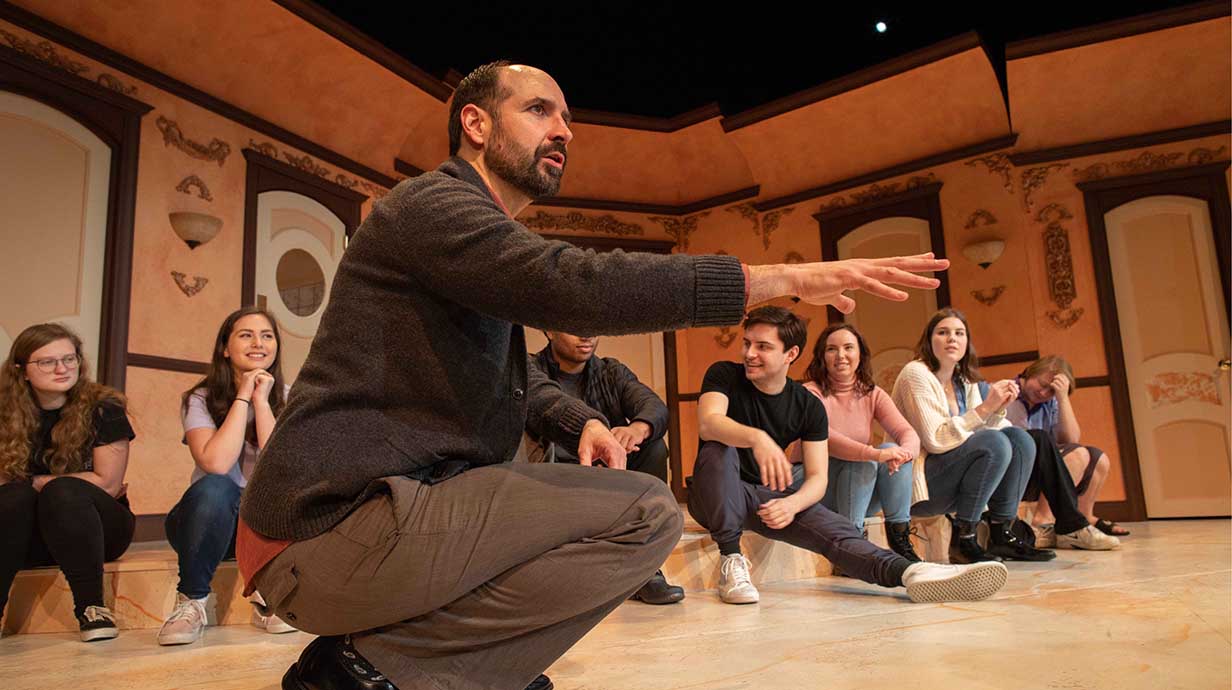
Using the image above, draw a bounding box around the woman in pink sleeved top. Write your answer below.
[802,324,923,563]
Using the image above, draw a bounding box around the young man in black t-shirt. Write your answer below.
[688,306,1008,605]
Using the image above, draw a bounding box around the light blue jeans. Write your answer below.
[820,443,913,530]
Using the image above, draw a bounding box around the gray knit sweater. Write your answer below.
[240,157,747,540]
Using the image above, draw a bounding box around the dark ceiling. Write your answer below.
[311,0,1205,119]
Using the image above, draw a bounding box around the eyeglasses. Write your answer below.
[27,354,80,373]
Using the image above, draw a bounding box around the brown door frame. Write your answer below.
[537,235,688,500]
[814,182,951,323]
[0,45,152,390]
[240,148,368,306]
[1077,161,1232,522]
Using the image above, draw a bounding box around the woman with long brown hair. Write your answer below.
[0,323,135,641]
[802,323,922,562]
[157,307,294,645]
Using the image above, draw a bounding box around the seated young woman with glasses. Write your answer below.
[0,323,136,642]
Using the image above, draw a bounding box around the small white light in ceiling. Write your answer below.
[875,21,888,33]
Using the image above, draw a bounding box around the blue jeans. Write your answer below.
[910,428,1035,523]
[821,443,914,530]
[165,474,241,599]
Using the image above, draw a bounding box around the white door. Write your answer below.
[1105,195,1231,518]
[254,191,346,383]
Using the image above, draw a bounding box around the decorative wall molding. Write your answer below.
[156,116,230,166]
[1147,371,1221,407]
[817,174,937,214]
[170,271,207,297]
[95,72,136,96]
[1036,202,1083,329]
[965,153,1014,194]
[784,251,806,264]
[964,209,998,229]
[0,26,138,96]
[1020,163,1068,211]
[971,285,1006,306]
[760,207,795,249]
[651,211,710,251]
[536,185,760,217]
[726,202,760,232]
[520,210,644,236]
[174,174,213,202]
[1072,145,1229,182]
[714,326,738,349]
[248,140,388,199]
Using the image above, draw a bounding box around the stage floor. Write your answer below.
[2,519,1228,690]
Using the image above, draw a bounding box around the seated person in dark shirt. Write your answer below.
[529,331,684,605]
[688,306,1008,605]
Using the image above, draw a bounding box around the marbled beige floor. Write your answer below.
[2,520,1228,690]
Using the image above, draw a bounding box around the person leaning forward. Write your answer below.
[238,60,950,690]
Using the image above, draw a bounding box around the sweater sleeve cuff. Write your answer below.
[693,255,748,327]
[557,400,607,442]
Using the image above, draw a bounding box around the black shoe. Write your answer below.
[526,675,554,690]
[885,522,923,563]
[948,518,1002,564]
[630,570,685,605]
[283,635,397,690]
[77,605,119,642]
[987,519,1056,562]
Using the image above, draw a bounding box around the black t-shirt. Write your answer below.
[27,399,135,475]
[700,361,828,484]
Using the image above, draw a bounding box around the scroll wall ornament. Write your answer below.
[156,117,231,166]
[521,210,643,236]
[1072,146,1229,182]
[784,251,806,264]
[1146,372,1221,408]
[964,210,998,230]
[1036,203,1083,329]
[650,211,710,251]
[971,285,1006,306]
[171,271,208,297]
[1020,163,1068,211]
[175,175,214,202]
[817,174,938,214]
[247,140,389,199]
[725,202,760,232]
[714,326,738,349]
[964,153,1014,194]
[759,207,796,249]
[0,28,89,75]
[95,73,137,96]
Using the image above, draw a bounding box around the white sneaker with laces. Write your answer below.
[157,593,208,645]
[902,561,1008,603]
[249,592,297,634]
[1057,525,1121,550]
[718,553,759,604]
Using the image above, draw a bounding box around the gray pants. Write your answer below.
[252,463,681,690]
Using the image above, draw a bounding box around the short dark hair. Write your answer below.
[742,306,807,359]
[448,60,513,156]
[914,307,983,383]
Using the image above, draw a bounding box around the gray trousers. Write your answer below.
[252,463,681,690]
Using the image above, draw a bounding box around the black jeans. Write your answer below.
[0,477,135,617]
[687,442,911,588]
[1023,429,1089,535]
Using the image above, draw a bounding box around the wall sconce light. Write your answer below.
[962,239,1005,269]
[169,211,222,249]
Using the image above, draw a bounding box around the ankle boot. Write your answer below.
[949,518,1001,564]
[987,519,1056,561]
[886,521,922,562]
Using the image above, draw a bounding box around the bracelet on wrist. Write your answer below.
[235,398,251,405]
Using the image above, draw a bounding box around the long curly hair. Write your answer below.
[182,307,286,434]
[804,323,876,397]
[0,323,126,480]
[914,307,984,384]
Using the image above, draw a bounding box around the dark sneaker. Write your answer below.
[526,675,554,690]
[630,569,685,605]
[988,519,1056,561]
[78,605,119,642]
[283,635,396,690]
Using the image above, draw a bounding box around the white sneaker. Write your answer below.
[249,592,297,634]
[1057,525,1121,551]
[1032,523,1057,548]
[902,561,1008,603]
[718,553,759,604]
[157,593,208,645]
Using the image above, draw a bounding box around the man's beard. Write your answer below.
[487,124,565,199]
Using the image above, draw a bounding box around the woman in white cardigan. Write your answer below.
[891,308,1053,564]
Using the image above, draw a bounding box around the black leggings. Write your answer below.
[0,476,135,618]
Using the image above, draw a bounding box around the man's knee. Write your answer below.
[693,441,738,475]
[1095,452,1111,476]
